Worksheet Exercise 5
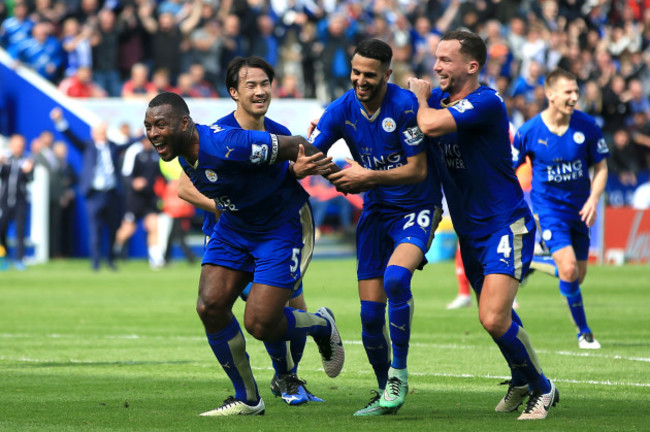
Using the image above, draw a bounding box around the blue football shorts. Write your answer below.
[459,215,536,294]
[537,214,590,261]
[356,204,442,280]
[203,202,314,292]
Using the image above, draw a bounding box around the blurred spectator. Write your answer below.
[8,20,63,82]
[150,67,175,94]
[138,0,202,85]
[319,13,354,101]
[174,72,199,98]
[121,62,156,99]
[300,174,356,241]
[626,78,650,117]
[630,111,650,169]
[0,134,34,270]
[90,8,121,97]
[608,129,639,187]
[579,79,604,128]
[116,3,146,81]
[250,14,279,67]
[189,18,223,90]
[0,1,34,50]
[60,16,92,78]
[275,73,302,99]
[188,63,218,98]
[217,14,246,96]
[297,20,321,99]
[601,74,632,138]
[50,107,137,271]
[510,60,545,103]
[51,141,78,258]
[58,65,107,97]
[114,138,165,269]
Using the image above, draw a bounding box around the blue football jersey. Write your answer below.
[200,112,293,236]
[180,124,308,231]
[309,82,442,210]
[427,85,531,237]
[512,110,609,220]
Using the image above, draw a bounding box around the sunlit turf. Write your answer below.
[2,258,648,431]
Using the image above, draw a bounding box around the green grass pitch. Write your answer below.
[2,258,649,431]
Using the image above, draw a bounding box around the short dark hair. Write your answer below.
[545,68,577,89]
[148,92,190,116]
[226,56,275,92]
[441,30,487,70]
[353,38,393,70]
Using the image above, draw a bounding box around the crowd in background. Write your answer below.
[3,0,650,265]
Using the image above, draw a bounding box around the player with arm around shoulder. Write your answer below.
[309,38,444,416]
[175,56,334,406]
[408,29,558,421]
[144,91,342,417]
[513,68,609,349]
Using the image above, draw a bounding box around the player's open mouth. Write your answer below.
[152,142,168,154]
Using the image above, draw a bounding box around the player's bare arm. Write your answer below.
[178,170,220,215]
[580,159,608,227]
[276,135,339,176]
[290,144,334,179]
[408,77,458,137]
[328,152,427,192]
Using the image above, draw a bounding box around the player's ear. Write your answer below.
[467,60,479,75]
[228,87,238,102]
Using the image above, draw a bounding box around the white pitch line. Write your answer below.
[3,357,649,388]
[2,333,650,363]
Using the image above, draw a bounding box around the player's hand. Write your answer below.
[407,77,431,100]
[328,158,373,193]
[579,198,598,227]
[292,144,334,179]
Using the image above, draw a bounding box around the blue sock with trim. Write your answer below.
[384,265,413,370]
[206,317,259,403]
[360,300,390,390]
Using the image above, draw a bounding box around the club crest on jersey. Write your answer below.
[382,117,397,132]
[451,99,474,113]
[250,144,268,164]
[573,131,585,144]
[403,126,424,146]
[597,138,608,154]
[542,229,552,241]
[205,169,218,182]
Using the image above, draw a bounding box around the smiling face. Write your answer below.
[546,76,579,117]
[350,53,390,111]
[433,39,474,96]
[143,104,189,162]
[229,67,272,119]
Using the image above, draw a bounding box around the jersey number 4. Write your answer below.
[497,234,512,258]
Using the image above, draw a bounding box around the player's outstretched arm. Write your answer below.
[276,135,339,177]
[290,144,334,179]
[328,151,427,192]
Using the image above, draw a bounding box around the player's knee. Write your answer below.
[558,261,579,281]
[243,315,276,341]
[479,313,509,337]
[383,265,412,303]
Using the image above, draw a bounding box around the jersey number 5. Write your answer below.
[290,248,300,273]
